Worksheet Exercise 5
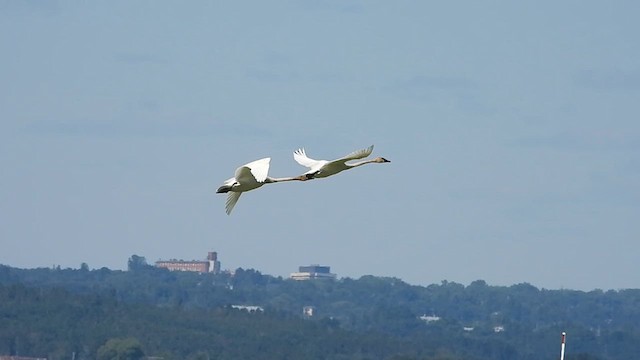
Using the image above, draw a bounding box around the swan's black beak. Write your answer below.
[216,186,231,194]
[381,158,390,163]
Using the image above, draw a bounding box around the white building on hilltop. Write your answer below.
[155,251,221,274]
[290,265,336,280]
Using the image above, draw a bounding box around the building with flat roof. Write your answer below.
[290,264,336,280]
[155,251,221,274]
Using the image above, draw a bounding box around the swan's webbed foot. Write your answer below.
[305,171,320,180]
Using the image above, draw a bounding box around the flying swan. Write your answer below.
[293,145,390,180]
[216,157,306,215]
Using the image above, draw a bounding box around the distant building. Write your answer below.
[419,314,441,323]
[303,306,316,317]
[231,305,264,312]
[155,251,221,274]
[290,265,336,280]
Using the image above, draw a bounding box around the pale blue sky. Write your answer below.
[1,1,639,290]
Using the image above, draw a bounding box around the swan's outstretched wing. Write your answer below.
[225,191,242,215]
[237,157,270,183]
[337,145,374,162]
[293,148,323,169]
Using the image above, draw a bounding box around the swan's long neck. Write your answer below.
[347,159,377,168]
[264,176,305,183]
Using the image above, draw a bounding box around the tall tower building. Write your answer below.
[207,251,221,274]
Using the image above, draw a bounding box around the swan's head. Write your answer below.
[375,157,390,163]
[216,185,232,193]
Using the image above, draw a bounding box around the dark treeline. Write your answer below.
[1,258,639,360]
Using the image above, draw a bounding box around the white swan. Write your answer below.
[216,157,306,215]
[293,145,390,180]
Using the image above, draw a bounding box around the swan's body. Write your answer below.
[216,157,306,214]
[293,145,390,179]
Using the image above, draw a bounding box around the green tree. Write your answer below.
[97,338,145,360]
[127,255,149,272]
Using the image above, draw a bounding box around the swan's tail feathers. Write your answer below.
[225,191,242,215]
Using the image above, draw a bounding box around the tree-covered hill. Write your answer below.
[1,259,639,359]
[0,283,420,360]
